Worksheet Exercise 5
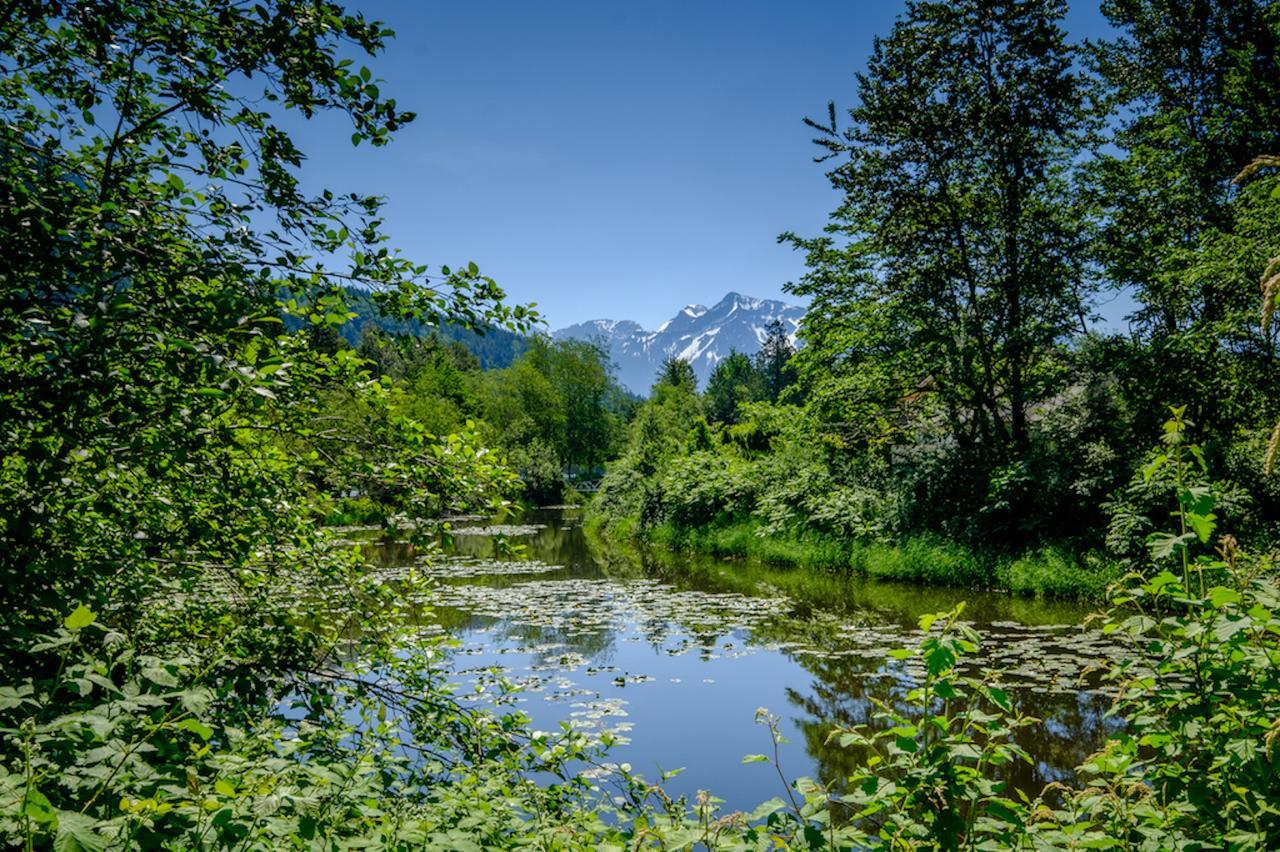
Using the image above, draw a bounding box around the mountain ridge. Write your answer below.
[553,291,803,394]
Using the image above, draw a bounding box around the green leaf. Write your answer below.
[64,605,94,630]
[1147,533,1196,561]
[741,754,769,764]
[142,665,179,687]
[933,678,959,700]
[176,718,214,741]
[894,735,919,753]
[1185,510,1216,543]
[53,810,106,851]
[23,788,56,823]
[745,797,786,821]
[1207,586,1241,608]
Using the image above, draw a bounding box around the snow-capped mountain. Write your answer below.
[553,292,804,395]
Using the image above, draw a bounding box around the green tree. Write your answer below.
[473,336,627,492]
[754,319,797,403]
[654,355,698,394]
[788,0,1091,469]
[1089,0,1280,451]
[704,350,761,423]
[0,3,554,844]
[1092,0,1280,337]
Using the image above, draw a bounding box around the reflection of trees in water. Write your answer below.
[578,514,1122,800]
[781,646,1116,798]
[491,620,620,669]
[363,508,1123,802]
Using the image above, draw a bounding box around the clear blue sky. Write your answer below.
[299,1,1117,331]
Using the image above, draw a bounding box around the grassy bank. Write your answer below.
[615,517,1119,601]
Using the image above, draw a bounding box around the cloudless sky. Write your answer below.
[299,1,1118,331]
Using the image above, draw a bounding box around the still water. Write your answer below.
[361,507,1122,811]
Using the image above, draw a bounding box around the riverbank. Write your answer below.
[589,515,1119,601]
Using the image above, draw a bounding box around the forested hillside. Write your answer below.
[287,285,531,368]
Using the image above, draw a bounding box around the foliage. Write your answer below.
[704,352,762,425]
[1104,410,1252,571]
[597,397,1119,598]
[754,320,797,404]
[830,605,1037,849]
[0,607,628,849]
[790,0,1091,469]
[654,356,699,395]
[0,2,631,848]
[1090,0,1280,342]
[6,0,1280,847]
[504,438,565,505]
[732,415,1280,849]
[589,0,1280,573]
[471,336,630,497]
[1020,412,1280,849]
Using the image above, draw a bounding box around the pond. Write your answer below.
[359,507,1124,812]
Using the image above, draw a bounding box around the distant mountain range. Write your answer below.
[553,291,804,395]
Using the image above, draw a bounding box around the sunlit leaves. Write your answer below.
[63,606,94,631]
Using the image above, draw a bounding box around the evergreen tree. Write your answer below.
[754,320,797,403]
[654,356,699,394]
[705,351,761,423]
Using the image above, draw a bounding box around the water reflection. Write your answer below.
[358,508,1122,810]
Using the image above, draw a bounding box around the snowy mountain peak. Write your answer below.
[552,292,804,395]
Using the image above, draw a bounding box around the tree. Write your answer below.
[472,336,627,490]
[1089,0,1280,445]
[654,355,698,394]
[704,351,761,423]
[755,319,797,403]
[1092,0,1280,337]
[0,4,539,843]
[789,0,1091,464]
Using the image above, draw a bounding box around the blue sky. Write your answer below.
[300,1,1118,331]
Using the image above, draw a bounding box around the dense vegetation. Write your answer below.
[593,0,1280,601]
[0,1,637,847]
[323,329,632,511]
[2,0,1279,850]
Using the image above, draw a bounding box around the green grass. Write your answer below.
[649,519,848,569]
[1001,547,1120,600]
[850,537,988,586]
[624,516,1117,601]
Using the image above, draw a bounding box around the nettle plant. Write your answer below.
[1032,411,1280,849]
[737,605,1036,850]
[730,411,1280,849]
[830,605,1036,849]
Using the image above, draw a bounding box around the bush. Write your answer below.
[507,438,565,505]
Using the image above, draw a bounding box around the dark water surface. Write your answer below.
[359,508,1122,811]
